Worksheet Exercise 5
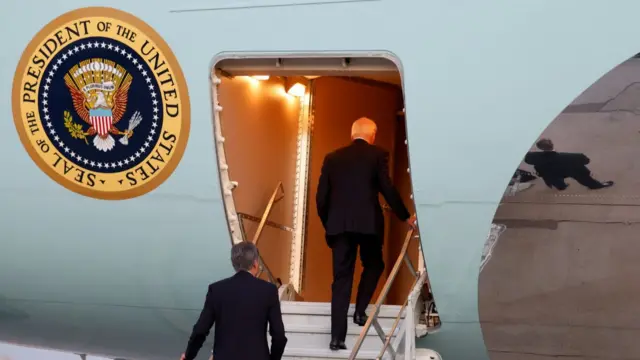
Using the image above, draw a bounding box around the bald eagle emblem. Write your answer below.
[63,59,143,152]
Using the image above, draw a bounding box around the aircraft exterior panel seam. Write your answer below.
[168,0,381,13]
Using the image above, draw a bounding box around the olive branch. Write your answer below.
[63,110,88,145]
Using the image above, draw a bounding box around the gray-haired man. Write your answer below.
[180,242,287,360]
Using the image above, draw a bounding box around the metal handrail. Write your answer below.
[238,212,294,233]
[239,216,277,284]
[252,182,285,245]
[348,226,420,360]
[238,182,288,285]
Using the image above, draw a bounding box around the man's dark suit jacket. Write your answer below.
[524,151,592,179]
[316,139,411,239]
[183,271,287,360]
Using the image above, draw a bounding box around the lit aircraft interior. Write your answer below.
[212,57,424,307]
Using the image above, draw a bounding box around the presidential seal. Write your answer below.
[12,7,190,200]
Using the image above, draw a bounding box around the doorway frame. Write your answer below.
[290,82,314,293]
[210,52,406,294]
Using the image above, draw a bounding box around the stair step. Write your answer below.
[272,324,400,353]
[274,330,396,352]
[283,313,401,329]
[283,347,382,359]
[278,301,407,358]
[281,301,405,318]
[283,347,443,360]
[286,323,400,336]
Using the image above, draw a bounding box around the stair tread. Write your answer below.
[271,325,399,353]
[281,302,405,318]
[282,300,401,307]
[281,301,403,310]
[284,323,399,336]
[280,302,407,357]
[282,315,400,328]
[284,347,381,359]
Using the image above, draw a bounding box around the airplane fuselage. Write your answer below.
[2,1,639,360]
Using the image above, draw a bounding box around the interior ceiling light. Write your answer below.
[287,83,306,97]
[285,76,307,97]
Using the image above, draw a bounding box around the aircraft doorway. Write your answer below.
[212,56,431,311]
[303,76,416,305]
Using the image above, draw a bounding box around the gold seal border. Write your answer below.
[11,6,191,200]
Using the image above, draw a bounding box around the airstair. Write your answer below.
[276,301,439,360]
[274,232,441,360]
[231,182,443,360]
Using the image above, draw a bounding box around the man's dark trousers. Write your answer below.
[328,232,384,341]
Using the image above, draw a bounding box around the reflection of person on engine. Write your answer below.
[524,138,614,190]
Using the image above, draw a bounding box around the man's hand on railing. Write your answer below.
[406,214,417,230]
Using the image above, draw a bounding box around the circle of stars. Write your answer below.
[40,40,161,170]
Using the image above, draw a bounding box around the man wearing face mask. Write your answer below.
[180,242,287,360]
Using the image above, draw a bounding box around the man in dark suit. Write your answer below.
[524,138,614,190]
[180,242,287,360]
[316,117,416,351]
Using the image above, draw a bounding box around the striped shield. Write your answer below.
[89,108,113,137]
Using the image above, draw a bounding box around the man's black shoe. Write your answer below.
[329,338,347,351]
[353,313,368,326]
